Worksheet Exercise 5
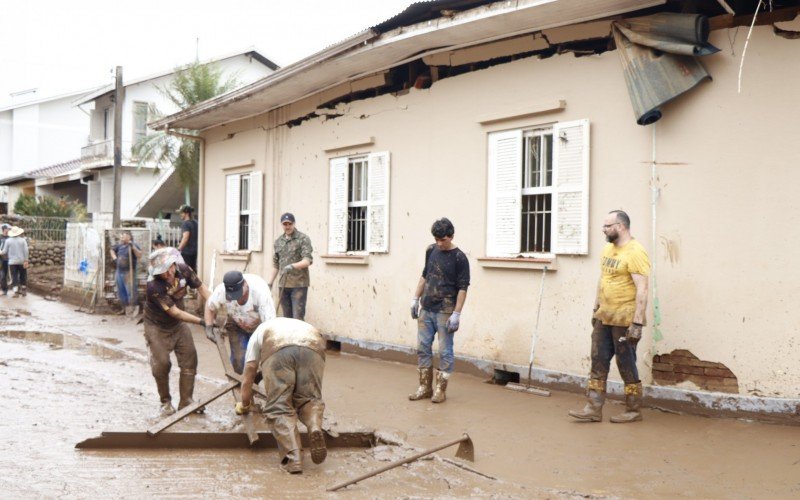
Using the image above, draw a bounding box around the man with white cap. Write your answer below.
[204,271,276,374]
[144,247,211,416]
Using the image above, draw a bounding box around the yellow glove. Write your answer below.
[235,401,252,415]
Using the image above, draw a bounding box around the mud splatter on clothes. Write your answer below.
[144,263,202,329]
[594,239,650,327]
[420,244,470,314]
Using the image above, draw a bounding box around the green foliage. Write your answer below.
[132,61,239,203]
[14,194,88,219]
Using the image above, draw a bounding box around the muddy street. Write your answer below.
[1,295,799,498]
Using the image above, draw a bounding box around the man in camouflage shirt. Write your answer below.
[268,213,313,321]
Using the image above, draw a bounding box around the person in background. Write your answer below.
[268,213,313,321]
[0,224,10,296]
[109,230,142,316]
[0,226,29,298]
[176,205,198,272]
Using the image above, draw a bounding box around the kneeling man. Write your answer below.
[236,318,327,474]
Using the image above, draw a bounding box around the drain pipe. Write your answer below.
[165,128,206,282]
[649,123,662,375]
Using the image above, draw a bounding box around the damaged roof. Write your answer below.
[151,0,800,132]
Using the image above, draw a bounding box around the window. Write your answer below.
[328,152,390,254]
[225,172,263,252]
[133,102,150,144]
[486,119,589,257]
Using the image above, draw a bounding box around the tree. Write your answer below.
[132,61,239,205]
[14,194,87,220]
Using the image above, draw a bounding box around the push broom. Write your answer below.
[505,265,551,397]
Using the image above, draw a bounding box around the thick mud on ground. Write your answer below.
[0,333,535,498]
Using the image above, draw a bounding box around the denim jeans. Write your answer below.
[115,269,137,307]
[416,308,455,373]
[10,265,26,289]
[589,322,640,384]
[279,287,308,321]
[225,322,252,375]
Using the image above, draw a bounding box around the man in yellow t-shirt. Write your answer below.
[569,210,650,424]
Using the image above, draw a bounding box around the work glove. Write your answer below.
[410,298,420,320]
[205,325,216,343]
[198,318,206,328]
[625,323,643,345]
[283,264,294,274]
[235,401,252,415]
[446,311,461,333]
[591,306,599,329]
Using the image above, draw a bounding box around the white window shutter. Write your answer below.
[552,119,590,255]
[225,174,241,252]
[248,172,263,252]
[366,151,390,253]
[328,157,348,254]
[86,180,100,213]
[100,177,114,213]
[486,129,523,256]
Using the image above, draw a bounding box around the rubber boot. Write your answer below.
[568,379,606,422]
[20,285,26,297]
[611,383,643,423]
[431,370,450,404]
[155,376,171,406]
[270,415,303,474]
[298,401,327,464]
[177,371,204,414]
[408,367,433,401]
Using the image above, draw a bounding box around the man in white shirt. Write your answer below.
[235,317,327,474]
[204,271,276,374]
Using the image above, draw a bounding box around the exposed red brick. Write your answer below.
[652,362,674,371]
[704,367,735,378]
[652,371,678,382]
[675,365,705,375]
[685,359,725,369]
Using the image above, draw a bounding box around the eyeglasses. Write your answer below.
[602,223,620,229]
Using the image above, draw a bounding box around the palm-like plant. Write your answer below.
[132,61,239,205]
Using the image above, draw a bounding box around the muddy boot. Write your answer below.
[159,401,176,417]
[408,367,434,401]
[177,372,204,414]
[431,370,450,403]
[611,383,643,423]
[271,416,303,474]
[568,379,606,422]
[20,285,26,297]
[298,401,327,464]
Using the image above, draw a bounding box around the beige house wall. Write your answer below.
[199,26,800,398]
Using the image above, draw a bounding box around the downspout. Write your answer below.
[649,123,662,374]
[165,128,206,284]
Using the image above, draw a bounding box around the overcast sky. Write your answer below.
[0,0,413,107]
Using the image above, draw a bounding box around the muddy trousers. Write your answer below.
[225,322,252,375]
[115,269,137,307]
[279,287,308,321]
[261,346,325,464]
[588,323,640,389]
[0,260,8,293]
[9,265,26,290]
[416,309,455,373]
[143,321,198,407]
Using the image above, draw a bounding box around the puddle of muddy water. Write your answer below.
[0,333,528,498]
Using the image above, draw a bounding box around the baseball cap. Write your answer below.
[223,270,245,301]
[177,204,195,213]
[1,224,10,230]
[280,212,295,223]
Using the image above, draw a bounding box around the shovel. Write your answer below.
[327,433,474,492]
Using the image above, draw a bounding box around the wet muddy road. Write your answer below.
[0,333,528,498]
[2,296,799,498]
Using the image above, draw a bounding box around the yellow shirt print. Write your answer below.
[595,239,650,327]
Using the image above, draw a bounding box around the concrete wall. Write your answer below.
[197,26,800,398]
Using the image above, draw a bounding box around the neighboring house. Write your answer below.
[0,50,277,219]
[152,0,800,416]
[0,88,95,212]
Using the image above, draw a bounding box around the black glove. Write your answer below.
[198,318,206,328]
[591,306,599,329]
[205,325,216,343]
